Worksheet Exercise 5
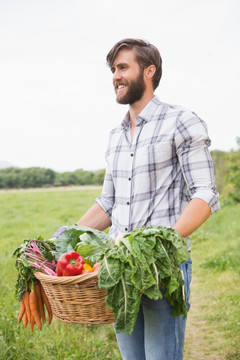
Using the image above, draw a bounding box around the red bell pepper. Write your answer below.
[56,251,84,276]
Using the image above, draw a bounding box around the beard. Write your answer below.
[115,70,146,105]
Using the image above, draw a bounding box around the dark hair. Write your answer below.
[106,38,162,90]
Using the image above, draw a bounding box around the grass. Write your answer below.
[0,187,121,360]
[184,203,240,359]
[0,187,240,359]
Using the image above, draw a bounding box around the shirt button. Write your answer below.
[128,178,131,181]
[125,228,128,231]
[127,202,130,205]
[130,153,134,157]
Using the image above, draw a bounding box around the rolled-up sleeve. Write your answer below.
[175,111,220,214]
[96,161,115,219]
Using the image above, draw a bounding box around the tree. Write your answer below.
[226,137,240,202]
[211,150,228,194]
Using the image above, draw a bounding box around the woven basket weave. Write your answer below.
[34,271,115,325]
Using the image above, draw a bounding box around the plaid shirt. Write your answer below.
[97,96,220,242]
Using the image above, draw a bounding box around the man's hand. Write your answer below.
[50,226,67,240]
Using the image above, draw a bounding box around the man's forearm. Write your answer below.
[76,203,112,231]
[173,198,211,238]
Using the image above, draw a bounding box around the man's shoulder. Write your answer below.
[159,99,204,125]
[155,98,197,117]
[146,96,195,119]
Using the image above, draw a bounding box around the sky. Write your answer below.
[1,0,240,172]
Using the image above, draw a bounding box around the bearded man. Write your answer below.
[76,38,220,360]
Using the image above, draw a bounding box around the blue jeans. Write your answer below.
[114,258,192,360]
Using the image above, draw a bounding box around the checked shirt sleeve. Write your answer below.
[175,111,220,214]
[96,161,115,219]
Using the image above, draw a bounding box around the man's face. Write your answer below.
[111,49,146,105]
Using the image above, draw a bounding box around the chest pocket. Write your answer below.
[134,141,174,169]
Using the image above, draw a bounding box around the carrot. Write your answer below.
[23,311,28,328]
[23,291,31,323]
[35,281,46,322]
[29,290,42,330]
[40,283,53,325]
[18,299,25,323]
[30,312,35,332]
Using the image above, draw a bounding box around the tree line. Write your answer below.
[0,167,105,189]
[1,138,239,204]
[211,137,240,204]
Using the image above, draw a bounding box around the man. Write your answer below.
[76,38,220,360]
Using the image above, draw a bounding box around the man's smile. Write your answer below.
[115,83,127,93]
[117,85,126,90]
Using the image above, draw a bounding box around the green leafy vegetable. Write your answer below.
[12,238,57,301]
[53,225,114,262]
[98,226,189,334]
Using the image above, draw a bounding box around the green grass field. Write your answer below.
[0,187,239,359]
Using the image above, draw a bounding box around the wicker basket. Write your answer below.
[34,271,115,325]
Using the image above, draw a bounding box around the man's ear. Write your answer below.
[144,65,156,80]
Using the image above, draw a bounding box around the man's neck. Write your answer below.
[128,92,154,125]
[128,91,154,143]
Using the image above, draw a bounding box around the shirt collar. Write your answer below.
[121,96,161,129]
[137,95,161,123]
[121,112,130,130]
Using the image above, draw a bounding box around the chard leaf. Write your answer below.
[98,225,189,334]
[156,227,189,265]
[140,262,162,300]
[98,256,123,289]
[163,270,187,318]
[128,232,159,294]
[105,264,141,334]
[154,240,172,278]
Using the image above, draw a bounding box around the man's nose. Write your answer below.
[112,69,121,83]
